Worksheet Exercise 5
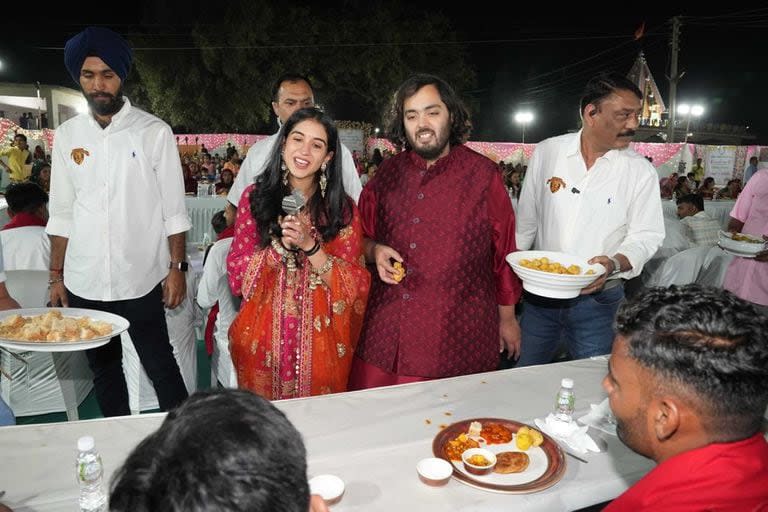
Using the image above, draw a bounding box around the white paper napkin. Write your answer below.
[535,414,601,454]
[577,398,617,436]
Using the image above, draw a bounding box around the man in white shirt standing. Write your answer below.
[228,73,362,207]
[46,27,189,416]
[515,72,664,366]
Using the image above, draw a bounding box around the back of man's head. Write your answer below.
[675,193,704,213]
[109,389,310,512]
[615,285,768,441]
[5,182,48,216]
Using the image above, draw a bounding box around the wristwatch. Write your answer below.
[608,256,622,276]
[169,261,189,272]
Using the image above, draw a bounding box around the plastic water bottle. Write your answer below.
[75,436,107,512]
[554,378,576,423]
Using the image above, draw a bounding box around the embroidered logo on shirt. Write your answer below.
[70,148,90,165]
[546,177,566,193]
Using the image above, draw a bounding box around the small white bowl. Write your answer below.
[461,448,497,475]
[309,474,345,505]
[416,457,453,486]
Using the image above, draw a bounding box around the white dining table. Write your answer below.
[0,357,656,511]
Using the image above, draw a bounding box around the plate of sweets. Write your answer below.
[0,308,129,352]
[506,251,605,299]
[432,418,566,493]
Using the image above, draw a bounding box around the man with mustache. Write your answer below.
[514,72,664,366]
[46,27,190,416]
[349,74,522,389]
[602,285,768,511]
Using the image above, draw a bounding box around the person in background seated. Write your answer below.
[215,168,234,196]
[0,237,21,428]
[109,389,329,512]
[697,176,715,199]
[659,172,677,199]
[1,182,50,271]
[675,193,720,247]
[686,171,699,190]
[603,285,768,511]
[715,179,741,200]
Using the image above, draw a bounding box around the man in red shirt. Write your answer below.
[349,74,522,389]
[603,285,768,511]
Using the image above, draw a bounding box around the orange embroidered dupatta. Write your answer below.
[229,208,370,400]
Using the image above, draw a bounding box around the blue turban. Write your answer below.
[64,27,133,84]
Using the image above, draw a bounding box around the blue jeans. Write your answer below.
[516,284,625,367]
[0,396,15,426]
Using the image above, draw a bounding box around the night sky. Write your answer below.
[2,5,766,143]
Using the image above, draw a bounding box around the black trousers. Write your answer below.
[68,283,189,417]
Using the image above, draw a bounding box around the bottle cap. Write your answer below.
[78,435,95,451]
[560,378,574,389]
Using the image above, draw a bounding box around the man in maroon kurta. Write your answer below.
[349,74,522,389]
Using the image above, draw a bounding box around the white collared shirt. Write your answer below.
[0,226,50,271]
[516,131,664,279]
[46,98,191,301]
[227,132,363,206]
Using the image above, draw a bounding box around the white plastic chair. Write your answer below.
[0,270,92,421]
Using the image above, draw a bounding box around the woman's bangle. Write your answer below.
[303,240,321,256]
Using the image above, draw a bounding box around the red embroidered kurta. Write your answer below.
[604,434,768,511]
[356,145,521,378]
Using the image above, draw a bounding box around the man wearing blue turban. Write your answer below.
[46,27,191,417]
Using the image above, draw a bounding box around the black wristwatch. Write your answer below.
[169,261,189,272]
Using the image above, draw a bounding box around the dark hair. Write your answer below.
[615,285,768,440]
[676,193,703,211]
[5,182,48,214]
[211,210,227,235]
[702,176,715,187]
[579,72,642,117]
[250,107,352,247]
[750,156,758,163]
[109,389,310,512]
[14,133,27,143]
[271,73,313,103]
[386,73,471,151]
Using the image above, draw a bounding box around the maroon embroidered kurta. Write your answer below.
[356,145,521,378]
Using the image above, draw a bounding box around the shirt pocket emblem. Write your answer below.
[546,176,566,193]
[70,148,90,165]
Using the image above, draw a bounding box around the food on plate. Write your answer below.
[467,454,492,466]
[480,422,513,444]
[730,232,763,243]
[494,451,530,474]
[516,426,544,450]
[0,310,113,342]
[392,261,406,282]
[445,433,480,461]
[518,257,585,275]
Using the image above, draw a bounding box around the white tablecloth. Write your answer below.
[0,358,656,511]
[661,199,736,230]
[185,196,228,244]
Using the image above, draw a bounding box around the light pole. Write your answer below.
[677,103,704,143]
[514,111,534,144]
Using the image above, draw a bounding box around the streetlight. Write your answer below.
[514,111,534,144]
[677,103,704,143]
